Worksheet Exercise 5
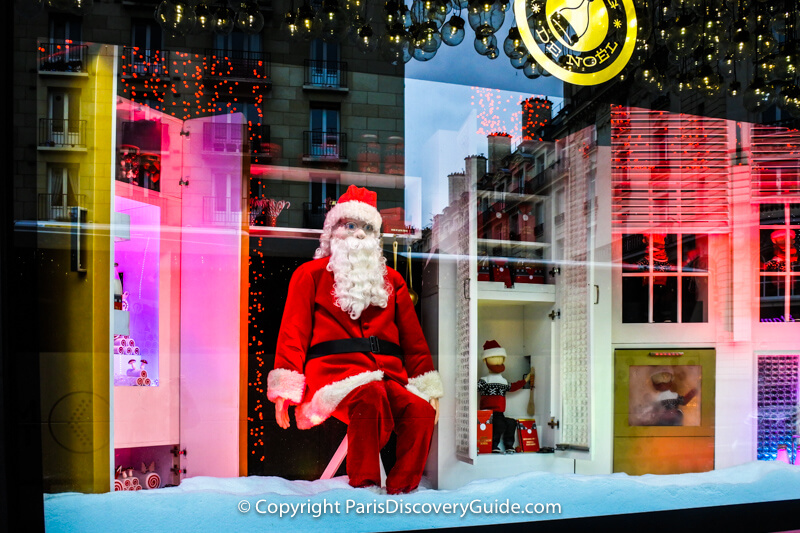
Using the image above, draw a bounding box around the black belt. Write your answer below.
[306,336,404,364]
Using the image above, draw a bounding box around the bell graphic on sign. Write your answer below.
[549,0,591,45]
[547,0,608,52]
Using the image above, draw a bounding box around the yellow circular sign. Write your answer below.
[515,0,638,86]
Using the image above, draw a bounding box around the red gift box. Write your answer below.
[492,259,513,288]
[517,419,540,452]
[478,255,492,281]
[513,262,545,284]
[478,410,494,454]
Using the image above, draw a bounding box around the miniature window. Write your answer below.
[758,203,800,322]
[621,233,709,323]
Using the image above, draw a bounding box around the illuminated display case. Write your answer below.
[111,98,245,481]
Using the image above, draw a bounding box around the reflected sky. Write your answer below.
[405,80,562,229]
[404,12,564,96]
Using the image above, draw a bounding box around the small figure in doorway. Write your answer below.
[477,340,528,454]
[649,370,697,426]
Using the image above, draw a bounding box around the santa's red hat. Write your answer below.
[323,184,383,233]
[482,339,507,360]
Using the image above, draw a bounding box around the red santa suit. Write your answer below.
[266,185,444,494]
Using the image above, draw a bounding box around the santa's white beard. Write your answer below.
[327,234,390,320]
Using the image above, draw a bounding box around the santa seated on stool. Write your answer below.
[266,185,444,494]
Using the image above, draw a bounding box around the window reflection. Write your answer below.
[621,233,708,323]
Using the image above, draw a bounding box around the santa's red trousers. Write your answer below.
[332,379,436,494]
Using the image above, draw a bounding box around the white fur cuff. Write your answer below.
[295,370,384,429]
[407,370,444,402]
[267,368,305,405]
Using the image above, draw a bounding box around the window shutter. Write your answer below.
[751,125,800,200]
[611,106,730,234]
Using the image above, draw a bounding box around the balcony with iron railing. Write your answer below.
[121,46,170,78]
[304,60,348,89]
[39,193,86,221]
[39,118,87,148]
[303,131,347,162]
[38,40,88,74]
[205,49,270,84]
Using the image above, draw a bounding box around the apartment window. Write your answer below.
[214,31,262,54]
[44,164,80,221]
[130,19,163,75]
[309,39,341,87]
[759,203,800,322]
[46,88,81,146]
[621,233,709,323]
[213,173,240,213]
[50,13,82,42]
[308,106,341,158]
[203,118,244,154]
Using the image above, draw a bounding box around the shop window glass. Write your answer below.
[759,204,800,322]
[621,233,709,323]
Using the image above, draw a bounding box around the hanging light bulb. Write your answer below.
[318,0,344,41]
[522,56,540,79]
[743,77,776,113]
[355,23,377,53]
[636,0,652,41]
[753,25,777,57]
[510,53,527,69]
[695,66,722,98]
[379,23,413,64]
[441,15,465,46]
[719,53,736,79]
[727,81,741,98]
[194,3,214,33]
[156,1,197,37]
[503,26,525,59]
[234,2,265,34]
[412,21,442,58]
[672,73,694,93]
[342,0,365,25]
[282,10,300,39]
[468,0,503,38]
[410,0,447,28]
[777,84,800,114]
[635,65,657,87]
[731,22,753,61]
[213,5,235,34]
[474,34,497,56]
[758,56,778,82]
[665,15,700,56]
[701,19,726,61]
[773,45,799,81]
[295,4,318,40]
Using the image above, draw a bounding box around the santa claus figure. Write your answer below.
[266,185,444,494]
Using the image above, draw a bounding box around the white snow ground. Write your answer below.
[44,462,800,533]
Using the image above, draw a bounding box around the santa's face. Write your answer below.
[328,218,389,319]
